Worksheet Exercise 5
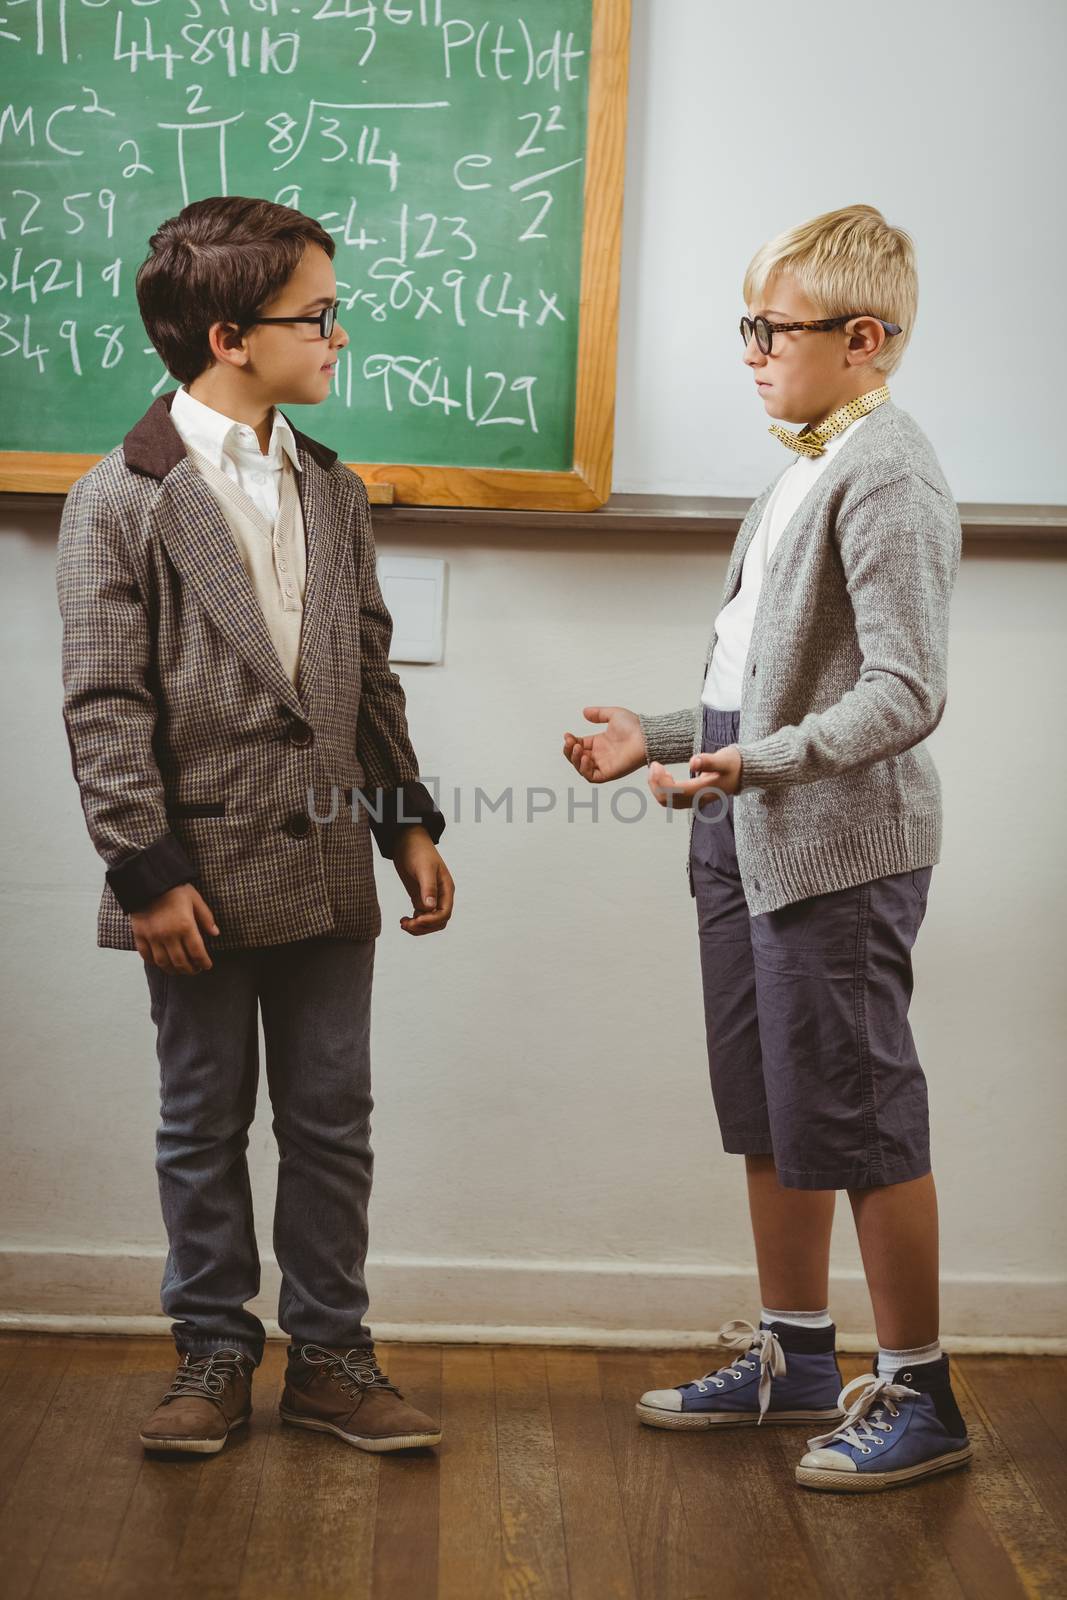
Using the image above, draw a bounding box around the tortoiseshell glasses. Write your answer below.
[740,314,902,355]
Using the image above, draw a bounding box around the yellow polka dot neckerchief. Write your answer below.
[768,384,891,458]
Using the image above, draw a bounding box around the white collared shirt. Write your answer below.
[702,410,871,711]
[169,384,302,527]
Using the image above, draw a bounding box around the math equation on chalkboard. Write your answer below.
[0,1,595,474]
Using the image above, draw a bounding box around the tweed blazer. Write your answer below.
[56,388,445,952]
[637,398,962,916]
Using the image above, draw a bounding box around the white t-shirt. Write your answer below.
[702,410,871,711]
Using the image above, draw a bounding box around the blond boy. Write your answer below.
[564,205,969,1492]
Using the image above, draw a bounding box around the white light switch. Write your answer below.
[378,556,446,664]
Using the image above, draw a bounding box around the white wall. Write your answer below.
[614,0,1067,505]
[2,0,1065,1348]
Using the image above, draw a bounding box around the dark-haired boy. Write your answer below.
[57,196,453,1455]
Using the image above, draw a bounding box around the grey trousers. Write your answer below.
[142,935,376,1366]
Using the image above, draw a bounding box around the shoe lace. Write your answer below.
[164,1347,250,1404]
[805,1372,921,1453]
[295,1342,402,1399]
[684,1318,787,1422]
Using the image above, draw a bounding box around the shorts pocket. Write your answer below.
[751,883,865,978]
[910,866,934,903]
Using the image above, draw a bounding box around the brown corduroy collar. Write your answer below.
[122,387,338,481]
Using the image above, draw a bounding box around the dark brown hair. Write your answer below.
[135,196,335,385]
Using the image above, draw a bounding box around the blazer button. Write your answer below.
[287,720,314,747]
[284,812,311,839]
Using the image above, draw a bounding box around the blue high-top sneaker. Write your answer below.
[636,1317,846,1430]
[795,1352,973,1491]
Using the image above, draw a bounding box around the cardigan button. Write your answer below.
[753,878,762,891]
[284,812,311,839]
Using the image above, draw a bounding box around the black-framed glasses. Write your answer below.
[244,300,340,339]
[740,313,902,355]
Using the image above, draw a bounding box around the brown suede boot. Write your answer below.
[139,1347,255,1455]
[279,1342,442,1452]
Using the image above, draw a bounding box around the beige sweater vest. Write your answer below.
[185,446,307,686]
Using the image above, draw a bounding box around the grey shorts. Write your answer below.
[691,704,934,1191]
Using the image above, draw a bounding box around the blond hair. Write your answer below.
[742,204,918,379]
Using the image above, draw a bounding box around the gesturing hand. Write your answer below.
[647,745,744,808]
[562,705,647,783]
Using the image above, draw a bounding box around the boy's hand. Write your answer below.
[562,706,647,782]
[647,745,744,807]
[393,826,455,936]
[131,883,220,975]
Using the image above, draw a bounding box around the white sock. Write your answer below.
[760,1306,833,1330]
[877,1338,941,1381]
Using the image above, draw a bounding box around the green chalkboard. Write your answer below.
[0,0,627,504]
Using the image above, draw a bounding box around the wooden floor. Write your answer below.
[0,1333,1064,1599]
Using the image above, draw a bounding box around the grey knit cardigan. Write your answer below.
[637,398,962,915]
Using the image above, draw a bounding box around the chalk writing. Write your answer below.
[0,0,593,472]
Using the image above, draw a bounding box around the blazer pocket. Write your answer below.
[166,800,227,818]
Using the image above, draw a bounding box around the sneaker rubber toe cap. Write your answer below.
[639,1388,684,1412]
[799,1447,857,1472]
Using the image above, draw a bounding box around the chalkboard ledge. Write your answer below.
[3,490,1065,546]
[370,493,1067,546]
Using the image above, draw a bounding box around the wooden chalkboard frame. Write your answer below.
[0,0,629,513]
